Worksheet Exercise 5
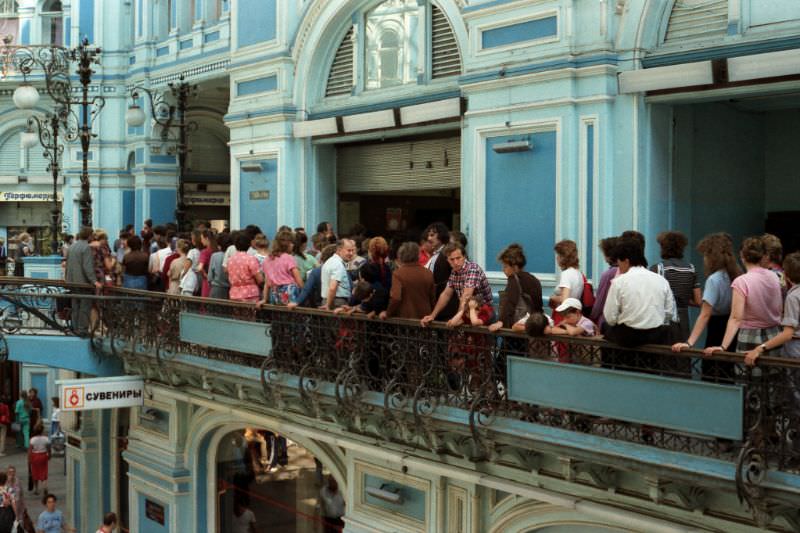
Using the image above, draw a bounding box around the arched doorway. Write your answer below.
[215,427,345,532]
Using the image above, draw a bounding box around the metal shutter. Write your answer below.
[664,0,727,43]
[337,136,460,193]
[26,147,49,175]
[431,4,461,79]
[325,26,355,97]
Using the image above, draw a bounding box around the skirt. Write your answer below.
[30,451,48,481]
[269,284,300,305]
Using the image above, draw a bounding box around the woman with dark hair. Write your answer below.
[489,243,542,331]
[227,233,264,303]
[198,230,217,297]
[261,231,304,305]
[293,231,317,282]
[121,235,149,289]
[652,231,701,343]
[705,237,783,356]
[672,233,741,355]
[208,233,231,299]
[589,237,619,330]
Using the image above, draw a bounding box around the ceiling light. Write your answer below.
[492,140,531,153]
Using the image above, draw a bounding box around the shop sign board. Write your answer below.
[57,375,145,411]
[0,191,62,202]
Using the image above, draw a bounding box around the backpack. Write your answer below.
[581,274,595,316]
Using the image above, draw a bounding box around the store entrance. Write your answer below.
[336,133,461,238]
[652,93,800,265]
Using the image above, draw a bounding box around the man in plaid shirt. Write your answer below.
[421,242,494,327]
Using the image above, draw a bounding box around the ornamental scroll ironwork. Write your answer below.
[1,279,799,527]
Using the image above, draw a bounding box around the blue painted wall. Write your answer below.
[485,132,557,273]
[586,124,594,279]
[19,19,29,44]
[482,16,558,49]
[239,159,277,235]
[80,0,95,43]
[122,190,135,228]
[30,373,48,419]
[138,494,169,533]
[135,189,144,230]
[149,189,178,225]
[101,410,111,512]
[236,75,277,96]
[237,0,276,48]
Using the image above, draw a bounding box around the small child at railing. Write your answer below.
[447,296,494,390]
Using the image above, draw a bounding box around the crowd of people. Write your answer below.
[58,218,799,367]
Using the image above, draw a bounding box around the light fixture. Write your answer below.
[241,162,263,172]
[366,484,403,504]
[13,82,40,110]
[20,128,38,149]
[139,408,161,422]
[492,140,531,153]
[125,104,146,127]
[617,61,713,93]
[727,48,800,82]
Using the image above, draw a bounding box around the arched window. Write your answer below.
[365,0,419,90]
[0,0,18,45]
[41,0,62,45]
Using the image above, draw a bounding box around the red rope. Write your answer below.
[219,480,343,531]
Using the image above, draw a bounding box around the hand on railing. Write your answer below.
[703,346,724,357]
[671,342,690,352]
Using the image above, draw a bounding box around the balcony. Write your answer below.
[1,277,799,530]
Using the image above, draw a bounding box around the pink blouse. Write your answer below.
[227,252,261,301]
[262,253,298,286]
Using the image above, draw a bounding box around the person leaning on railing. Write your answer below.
[672,233,740,355]
[740,252,800,366]
[602,237,676,348]
[704,236,783,358]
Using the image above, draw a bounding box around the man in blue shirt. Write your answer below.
[37,494,75,533]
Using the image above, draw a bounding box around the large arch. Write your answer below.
[614,0,673,60]
[184,407,347,532]
[291,0,468,114]
[490,501,638,533]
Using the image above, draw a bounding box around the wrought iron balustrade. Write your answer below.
[1,277,798,515]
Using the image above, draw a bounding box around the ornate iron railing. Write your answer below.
[1,277,798,517]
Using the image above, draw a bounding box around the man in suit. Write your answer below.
[380,242,435,320]
[65,226,100,334]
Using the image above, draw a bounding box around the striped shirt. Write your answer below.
[652,258,699,309]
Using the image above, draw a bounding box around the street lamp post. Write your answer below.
[126,75,197,231]
[4,37,104,233]
[21,106,77,255]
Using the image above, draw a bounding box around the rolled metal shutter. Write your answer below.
[0,131,20,175]
[337,136,460,193]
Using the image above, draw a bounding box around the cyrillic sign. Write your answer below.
[0,191,63,202]
[57,376,145,411]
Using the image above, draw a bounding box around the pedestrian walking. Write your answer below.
[36,494,75,533]
[13,393,29,450]
[319,475,345,533]
[0,398,9,456]
[0,472,17,533]
[95,512,117,533]
[28,425,50,496]
[6,466,24,525]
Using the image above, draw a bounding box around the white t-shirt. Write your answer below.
[179,260,198,294]
[232,509,255,533]
[30,435,49,453]
[557,267,584,299]
[155,246,173,272]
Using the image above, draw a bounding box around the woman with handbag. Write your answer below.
[489,243,543,332]
[0,472,17,533]
[13,393,29,450]
[0,398,10,456]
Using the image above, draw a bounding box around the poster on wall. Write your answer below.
[386,208,402,231]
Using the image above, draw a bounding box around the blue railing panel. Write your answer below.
[179,311,271,356]
[507,356,744,440]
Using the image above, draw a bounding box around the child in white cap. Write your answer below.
[552,298,597,337]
